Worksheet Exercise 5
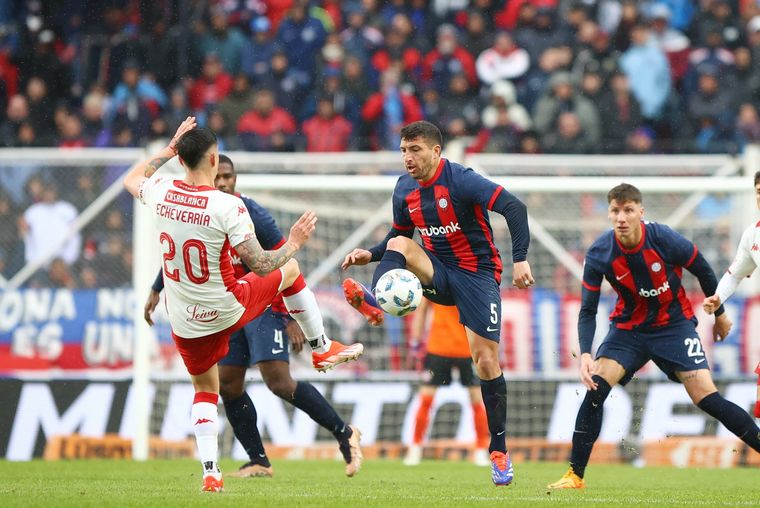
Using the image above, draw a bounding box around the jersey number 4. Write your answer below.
[160,232,210,284]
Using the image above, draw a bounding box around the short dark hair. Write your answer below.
[218,153,234,170]
[399,121,443,148]
[176,127,217,169]
[755,170,760,187]
[607,183,642,204]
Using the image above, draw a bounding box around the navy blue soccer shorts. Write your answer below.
[596,319,709,385]
[218,308,290,367]
[420,248,502,342]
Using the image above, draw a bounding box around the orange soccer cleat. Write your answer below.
[547,467,585,489]
[312,340,364,372]
[342,278,384,326]
[201,473,224,493]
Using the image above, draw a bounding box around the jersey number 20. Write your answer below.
[160,232,210,284]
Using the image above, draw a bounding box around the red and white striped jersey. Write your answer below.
[139,174,256,338]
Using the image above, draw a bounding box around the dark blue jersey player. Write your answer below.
[341,121,533,486]
[548,183,760,490]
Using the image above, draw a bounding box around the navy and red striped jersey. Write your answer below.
[578,221,721,353]
[384,158,529,283]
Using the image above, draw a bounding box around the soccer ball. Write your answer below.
[374,269,423,317]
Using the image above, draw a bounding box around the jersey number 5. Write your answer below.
[160,232,210,284]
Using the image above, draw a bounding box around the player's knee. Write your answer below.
[265,376,296,400]
[472,352,500,379]
[219,380,244,403]
[280,258,300,288]
[387,235,413,254]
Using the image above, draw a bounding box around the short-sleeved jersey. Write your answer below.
[724,220,760,280]
[139,175,256,338]
[425,302,471,358]
[391,159,504,282]
[583,221,699,330]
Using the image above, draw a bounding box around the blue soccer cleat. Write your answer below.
[490,451,514,486]
[342,278,384,326]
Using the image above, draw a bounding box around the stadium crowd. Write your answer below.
[0,0,754,285]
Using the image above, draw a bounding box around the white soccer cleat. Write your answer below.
[473,448,490,467]
[403,444,422,466]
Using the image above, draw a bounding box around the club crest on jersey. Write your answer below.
[651,262,662,272]
[186,304,219,323]
[438,197,449,209]
[238,206,246,215]
[752,243,759,252]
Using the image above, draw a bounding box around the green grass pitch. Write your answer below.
[0,459,757,507]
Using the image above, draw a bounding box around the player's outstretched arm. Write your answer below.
[235,210,317,276]
[341,248,372,269]
[123,116,196,198]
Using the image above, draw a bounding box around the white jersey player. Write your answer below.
[123,118,363,492]
[703,170,760,419]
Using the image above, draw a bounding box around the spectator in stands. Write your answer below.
[599,71,644,153]
[58,113,86,148]
[15,28,71,102]
[514,6,569,66]
[81,91,111,147]
[25,77,54,141]
[0,94,30,146]
[142,19,180,91]
[162,86,192,133]
[197,9,246,75]
[341,3,383,65]
[461,9,492,57]
[422,24,477,94]
[734,103,760,150]
[648,4,691,84]
[688,65,735,135]
[361,68,423,150]
[206,109,239,151]
[467,104,522,154]
[109,60,165,142]
[78,264,98,288]
[625,126,657,154]
[571,25,617,84]
[542,111,594,154]
[683,27,734,97]
[92,234,130,287]
[533,71,601,145]
[730,47,760,109]
[619,23,672,121]
[438,72,482,136]
[258,48,309,116]
[188,53,233,113]
[46,257,76,288]
[19,181,80,267]
[579,65,605,105]
[277,1,328,81]
[482,80,531,132]
[475,30,530,86]
[236,88,297,151]
[694,0,742,48]
[371,25,423,85]
[302,95,354,151]
[218,74,254,140]
[241,17,277,83]
[0,189,20,276]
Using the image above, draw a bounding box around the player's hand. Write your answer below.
[168,116,197,153]
[579,353,598,390]
[341,248,372,269]
[702,294,721,315]
[288,211,317,249]
[143,290,160,327]
[512,260,535,289]
[286,320,305,353]
[713,313,732,342]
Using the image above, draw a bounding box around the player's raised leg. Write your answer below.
[466,329,513,486]
[188,366,224,492]
[548,357,626,489]
[279,259,363,371]
[681,369,760,453]
[259,361,363,476]
[343,236,434,324]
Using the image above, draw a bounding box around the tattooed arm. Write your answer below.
[123,116,196,199]
[234,211,318,276]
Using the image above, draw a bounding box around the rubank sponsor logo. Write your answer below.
[418,221,461,236]
[639,281,670,298]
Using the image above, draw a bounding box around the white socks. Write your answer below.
[192,392,219,475]
[282,286,332,353]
